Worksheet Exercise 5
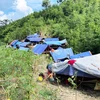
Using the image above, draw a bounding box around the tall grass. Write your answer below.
[0,46,56,100]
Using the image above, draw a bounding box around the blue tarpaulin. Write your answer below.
[19,47,29,51]
[18,42,30,47]
[44,38,59,41]
[50,48,74,62]
[70,51,92,59]
[15,41,22,47]
[27,37,42,42]
[44,39,67,45]
[27,33,40,38]
[11,41,22,48]
[11,40,18,46]
[32,44,48,55]
[56,65,95,78]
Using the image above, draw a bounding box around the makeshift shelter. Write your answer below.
[49,54,100,78]
[25,33,42,43]
[32,44,48,55]
[50,48,74,62]
[50,60,95,78]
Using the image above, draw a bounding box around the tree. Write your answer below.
[42,0,51,9]
[0,19,11,26]
[57,0,64,3]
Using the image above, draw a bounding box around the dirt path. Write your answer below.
[46,83,100,100]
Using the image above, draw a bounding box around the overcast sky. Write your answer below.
[0,0,57,21]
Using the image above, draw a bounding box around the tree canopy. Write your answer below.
[42,0,51,8]
[0,0,100,54]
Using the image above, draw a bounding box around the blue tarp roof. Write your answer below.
[18,42,30,47]
[44,39,67,45]
[32,44,48,55]
[27,37,42,42]
[19,47,29,51]
[50,48,74,62]
[11,41,22,48]
[15,41,22,46]
[70,51,92,59]
[27,33,40,38]
[11,40,18,46]
[44,38,59,41]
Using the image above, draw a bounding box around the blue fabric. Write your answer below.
[18,42,30,47]
[32,44,48,54]
[27,33,40,38]
[11,40,18,46]
[50,48,74,62]
[19,47,29,51]
[12,41,22,48]
[44,39,67,45]
[70,51,92,59]
[57,47,64,50]
[27,37,42,42]
[44,38,59,41]
[16,41,22,45]
[56,65,95,78]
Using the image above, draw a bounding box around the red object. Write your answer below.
[47,70,51,75]
[65,79,68,84]
[68,60,76,65]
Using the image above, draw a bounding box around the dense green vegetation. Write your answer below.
[0,0,100,54]
[0,46,56,100]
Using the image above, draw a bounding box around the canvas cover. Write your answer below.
[26,37,42,42]
[73,54,100,78]
[19,47,29,51]
[18,42,30,47]
[56,65,96,78]
[51,60,69,72]
[44,38,59,41]
[44,39,67,45]
[50,60,82,77]
[10,40,18,46]
[27,33,40,38]
[50,48,74,62]
[70,51,92,59]
[32,44,48,54]
[11,41,22,48]
[50,60,96,78]
[50,54,100,78]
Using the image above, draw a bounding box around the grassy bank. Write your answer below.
[0,46,56,100]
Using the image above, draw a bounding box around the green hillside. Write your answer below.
[0,0,100,54]
[0,46,56,100]
[0,0,100,99]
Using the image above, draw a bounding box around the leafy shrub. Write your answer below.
[0,46,38,100]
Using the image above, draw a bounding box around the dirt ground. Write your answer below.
[45,83,100,100]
